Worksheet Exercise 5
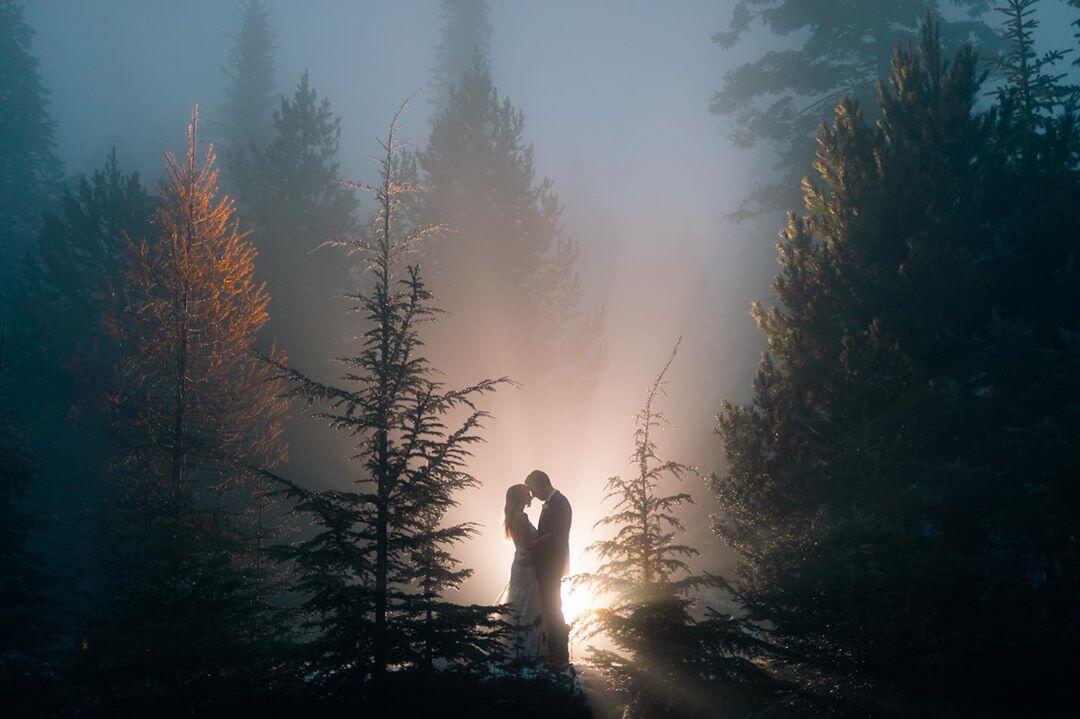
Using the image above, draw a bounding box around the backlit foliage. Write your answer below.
[265,100,509,693]
[85,108,290,714]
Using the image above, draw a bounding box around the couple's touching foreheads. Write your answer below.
[503,469,572,669]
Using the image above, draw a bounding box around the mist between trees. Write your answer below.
[2,1,1079,717]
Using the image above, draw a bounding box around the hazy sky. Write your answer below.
[22,0,1080,619]
[27,1,751,215]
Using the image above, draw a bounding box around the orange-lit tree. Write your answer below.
[575,339,768,718]
[91,107,290,713]
[265,101,507,694]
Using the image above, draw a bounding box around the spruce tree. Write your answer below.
[265,102,507,692]
[217,0,275,175]
[993,0,1077,131]
[576,340,768,718]
[710,0,1000,219]
[0,0,61,276]
[234,71,359,368]
[713,15,1080,715]
[7,150,153,418]
[419,53,597,399]
[84,108,290,714]
[1,152,154,654]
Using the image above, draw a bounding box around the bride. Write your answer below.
[501,483,547,662]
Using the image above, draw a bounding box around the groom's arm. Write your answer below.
[528,500,570,551]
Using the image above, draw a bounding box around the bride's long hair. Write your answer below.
[503,484,531,539]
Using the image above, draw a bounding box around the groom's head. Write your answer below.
[525,470,553,500]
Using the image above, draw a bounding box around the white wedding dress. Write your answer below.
[502,513,547,662]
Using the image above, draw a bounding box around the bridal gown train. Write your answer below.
[504,514,547,661]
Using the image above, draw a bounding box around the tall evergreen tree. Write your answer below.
[234,71,359,368]
[993,0,1078,131]
[710,0,1000,219]
[0,0,61,277]
[1,152,154,652]
[420,53,597,398]
[576,340,769,719]
[7,150,153,420]
[265,103,507,693]
[83,108,291,714]
[713,15,1080,716]
[217,0,275,176]
[431,0,492,109]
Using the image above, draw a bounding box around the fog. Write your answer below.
[20,0,781,620]
[20,0,1077,630]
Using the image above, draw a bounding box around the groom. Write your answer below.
[525,469,572,667]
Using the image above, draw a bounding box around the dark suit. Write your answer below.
[535,490,572,664]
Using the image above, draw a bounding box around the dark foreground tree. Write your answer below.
[710,0,1001,219]
[576,340,775,719]
[713,14,1080,717]
[264,102,508,698]
[79,108,291,714]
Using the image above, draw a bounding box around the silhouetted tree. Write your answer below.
[0,0,61,276]
[993,0,1078,131]
[265,103,507,692]
[577,340,770,719]
[710,0,1000,219]
[83,108,291,714]
[713,15,1080,716]
[234,71,359,368]
[217,0,275,176]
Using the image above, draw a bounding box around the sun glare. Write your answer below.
[561,583,593,627]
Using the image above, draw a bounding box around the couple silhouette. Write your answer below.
[503,469,572,667]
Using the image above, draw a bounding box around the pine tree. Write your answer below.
[0,0,61,276]
[713,15,1080,715]
[234,71,359,368]
[431,0,492,109]
[710,0,1000,219]
[85,108,291,713]
[1,152,154,655]
[993,0,1077,132]
[576,340,769,718]
[419,53,597,401]
[7,150,153,418]
[265,102,507,693]
[217,0,275,175]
